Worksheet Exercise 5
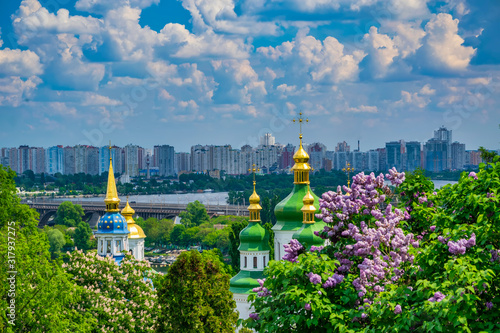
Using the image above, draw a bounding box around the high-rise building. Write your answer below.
[156,145,175,177]
[175,152,191,174]
[451,142,466,170]
[335,141,350,152]
[8,148,19,173]
[333,151,349,170]
[386,141,405,171]
[86,146,99,175]
[405,141,421,171]
[279,144,295,170]
[18,145,30,174]
[434,126,452,143]
[465,150,483,168]
[350,151,365,171]
[191,145,210,173]
[74,145,87,174]
[259,133,276,146]
[0,148,9,168]
[46,146,64,175]
[424,139,450,172]
[308,142,327,171]
[124,144,140,177]
[29,147,45,174]
[63,146,75,175]
[367,150,379,171]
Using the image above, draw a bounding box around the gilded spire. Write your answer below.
[292,112,311,184]
[301,190,316,224]
[247,164,262,222]
[104,142,120,212]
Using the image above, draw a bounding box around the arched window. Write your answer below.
[244,256,247,268]
[116,240,121,252]
[106,241,111,254]
[263,256,266,267]
[253,256,257,268]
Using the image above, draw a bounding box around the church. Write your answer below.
[95,149,146,263]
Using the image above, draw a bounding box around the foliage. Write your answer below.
[228,220,249,272]
[156,249,238,332]
[73,221,93,251]
[247,160,500,332]
[47,228,65,255]
[179,200,210,228]
[54,201,84,227]
[479,146,497,164]
[0,165,94,332]
[64,250,158,332]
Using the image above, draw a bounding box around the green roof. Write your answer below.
[230,270,266,294]
[273,183,321,232]
[293,221,326,249]
[239,222,270,252]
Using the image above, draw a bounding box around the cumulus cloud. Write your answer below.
[395,84,435,108]
[362,26,399,79]
[75,0,160,14]
[0,76,41,107]
[348,105,378,113]
[417,13,476,72]
[0,48,43,77]
[81,93,122,106]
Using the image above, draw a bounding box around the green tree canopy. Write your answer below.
[47,228,65,254]
[179,200,209,228]
[54,201,84,227]
[156,250,238,332]
[73,221,93,251]
[0,165,95,332]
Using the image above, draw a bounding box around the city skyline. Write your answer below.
[0,1,499,152]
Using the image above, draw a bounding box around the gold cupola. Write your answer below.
[301,190,316,224]
[104,149,120,212]
[247,164,262,222]
[291,134,312,184]
[121,198,146,238]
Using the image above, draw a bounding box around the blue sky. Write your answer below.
[0,0,498,152]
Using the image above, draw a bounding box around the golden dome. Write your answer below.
[247,181,262,221]
[293,135,310,163]
[301,189,316,224]
[121,199,146,239]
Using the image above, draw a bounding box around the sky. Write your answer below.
[0,0,499,152]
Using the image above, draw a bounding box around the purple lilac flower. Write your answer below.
[491,250,500,262]
[322,274,344,288]
[486,302,493,310]
[394,304,402,314]
[308,272,322,285]
[430,226,436,232]
[282,239,304,262]
[310,245,324,252]
[252,278,271,297]
[249,313,259,320]
[304,303,311,310]
[468,171,478,180]
[418,196,428,204]
[428,292,446,302]
[361,313,368,319]
[447,233,476,255]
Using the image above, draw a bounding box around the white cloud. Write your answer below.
[75,0,160,14]
[395,86,433,108]
[418,13,476,71]
[257,41,294,60]
[0,76,41,107]
[347,105,378,113]
[47,102,77,116]
[158,89,175,101]
[384,21,425,58]
[81,93,122,106]
[0,48,43,77]
[362,26,399,79]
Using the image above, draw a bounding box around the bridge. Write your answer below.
[26,200,249,228]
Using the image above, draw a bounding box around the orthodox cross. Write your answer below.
[342,162,354,187]
[292,112,309,135]
[248,163,259,188]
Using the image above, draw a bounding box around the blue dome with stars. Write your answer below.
[97,212,129,234]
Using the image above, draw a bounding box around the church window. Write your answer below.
[106,241,111,254]
[244,256,247,268]
[253,256,257,268]
[116,240,121,252]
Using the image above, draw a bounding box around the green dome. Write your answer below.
[239,222,270,252]
[273,184,321,232]
[293,222,326,249]
[230,270,266,294]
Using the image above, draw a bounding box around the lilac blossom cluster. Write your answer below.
[252,279,271,297]
[282,239,304,262]
[447,233,476,255]
[322,274,344,288]
[490,250,500,262]
[428,292,446,302]
[315,170,418,297]
[308,273,322,285]
[468,171,478,180]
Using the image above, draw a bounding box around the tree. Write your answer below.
[64,251,158,332]
[179,200,210,228]
[54,201,84,227]
[479,146,497,164]
[170,224,186,246]
[0,165,95,332]
[228,220,249,272]
[47,228,65,255]
[73,221,93,251]
[156,250,238,332]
